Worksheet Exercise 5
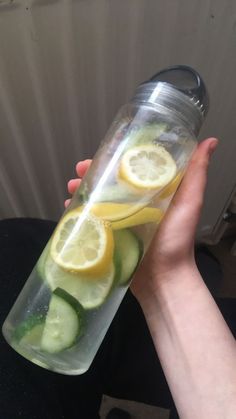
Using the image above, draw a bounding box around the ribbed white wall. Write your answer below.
[0,0,236,238]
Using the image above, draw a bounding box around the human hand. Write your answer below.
[65,138,218,305]
[65,159,92,208]
[130,137,218,305]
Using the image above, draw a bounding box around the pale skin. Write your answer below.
[66,138,236,419]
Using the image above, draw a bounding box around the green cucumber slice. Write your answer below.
[96,182,138,203]
[44,256,116,310]
[114,229,143,285]
[41,288,83,354]
[13,314,45,344]
[20,323,45,347]
[36,242,51,279]
[125,123,167,149]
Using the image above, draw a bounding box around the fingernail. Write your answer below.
[208,139,218,157]
[65,199,71,208]
[68,179,76,188]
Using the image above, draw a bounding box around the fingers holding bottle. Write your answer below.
[64,159,92,208]
[165,137,219,240]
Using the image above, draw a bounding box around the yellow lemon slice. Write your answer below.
[119,144,177,190]
[90,202,145,221]
[50,209,114,275]
[112,207,164,230]
[159,172,183,199]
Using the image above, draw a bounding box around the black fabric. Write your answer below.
[0,218,235,419]
[0,219,62,419]
[106,408,131,418]
[0,219,105,419]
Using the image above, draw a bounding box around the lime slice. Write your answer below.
[44,255,116,309]
[119,144,177,190]
[50,209,114,275]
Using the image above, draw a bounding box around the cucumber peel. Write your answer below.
[13,314,45,343]
[41,288,84,354]
[114,229,143,285]
[125,123,167,149]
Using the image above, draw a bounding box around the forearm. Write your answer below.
[141,264,236,419]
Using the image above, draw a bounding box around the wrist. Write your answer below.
[139,261,204,317]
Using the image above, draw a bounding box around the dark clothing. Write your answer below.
[0,218,235,419]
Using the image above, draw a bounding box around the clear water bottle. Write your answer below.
[2,65,209,375]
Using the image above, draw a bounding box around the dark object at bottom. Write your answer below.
[106,407,131,419]
[0,218,235,419]
[169,407,180,418]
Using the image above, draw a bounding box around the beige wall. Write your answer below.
[0,0,235,240]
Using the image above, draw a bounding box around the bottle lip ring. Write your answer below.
[140,65,209,118]
[147,64,202,89]
[132,82,205,136]
[138,81,206,116]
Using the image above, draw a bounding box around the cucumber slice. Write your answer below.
[125,123,167,149]
[114,229,143,285]
[44,256,116,309]
[13,314,45,343]
[41,288,83,354]
[36,242,51,279]
[20,323,45,347]
[96,182,138,203]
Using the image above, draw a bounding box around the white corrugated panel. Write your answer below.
[0,0,236,239]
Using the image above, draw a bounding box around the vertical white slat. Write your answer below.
[0,72,46,217]
[19,2,65,207]
[0,0,235,243]
[55,0,84,157]
[0,166,22,219]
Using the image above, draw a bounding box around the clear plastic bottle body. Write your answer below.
[2,101,197,375]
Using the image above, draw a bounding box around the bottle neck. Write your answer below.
[132,82,205,137]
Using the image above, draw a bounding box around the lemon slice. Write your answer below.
[72,203,163,230]
[119,144,177,190]
[159,172,183,199]
[50,210,114,274]
[112,207,163,230]
[90,202,145,221]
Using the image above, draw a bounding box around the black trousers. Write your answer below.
[0,219,235,419]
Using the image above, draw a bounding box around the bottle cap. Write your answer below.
[133,65,209,136]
